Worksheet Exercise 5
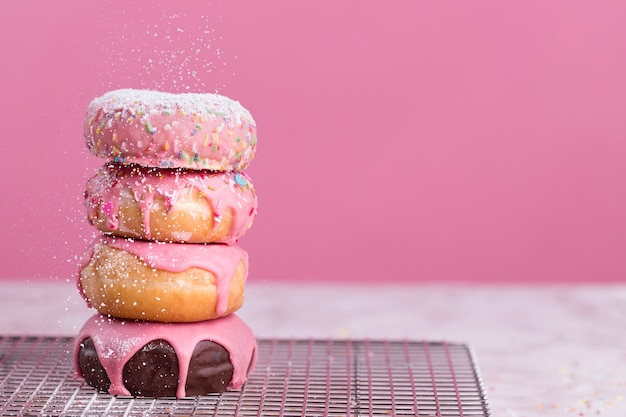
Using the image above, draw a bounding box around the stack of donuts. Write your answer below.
[73,89,259,398]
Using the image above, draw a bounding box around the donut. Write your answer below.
[84,89,257,170]
[85,162,257,244]
[78,237,248,322]
[75,313,257,398]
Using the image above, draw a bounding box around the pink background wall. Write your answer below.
[1,0,625,283]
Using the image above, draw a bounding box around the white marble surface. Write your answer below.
[1,280,625,416]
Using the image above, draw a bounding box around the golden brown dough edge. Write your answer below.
[79,244,246,322]
[89,189,237,244]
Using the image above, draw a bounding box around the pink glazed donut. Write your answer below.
[78,237,249,323]
[85,162,258,244]
[75,313,257,398]
[84,89,257,170]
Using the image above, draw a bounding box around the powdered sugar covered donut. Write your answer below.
[78,237,248,322]
[85,163,257,244]
[85,89,257,170]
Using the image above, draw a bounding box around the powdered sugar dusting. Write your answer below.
[84,87,257,170]
[93,333,144,359]
[88,89,254,125]
[91,2,233,93]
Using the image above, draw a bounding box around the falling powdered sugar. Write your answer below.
[92,2,233,93]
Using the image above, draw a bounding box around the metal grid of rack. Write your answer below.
[0,336,490,416]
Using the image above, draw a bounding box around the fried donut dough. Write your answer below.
[85,163,257,244]
[79,238,248,322]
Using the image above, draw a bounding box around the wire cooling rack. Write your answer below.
[0,336,490,416]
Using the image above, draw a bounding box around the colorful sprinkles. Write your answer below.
[84,88,257,170]
[234,173,248,187]
[83,88,258,246]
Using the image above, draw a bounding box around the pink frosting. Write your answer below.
[78,237,249,316]
[84,89,257,170]
[74,313,258,398]
[85,163,258,244]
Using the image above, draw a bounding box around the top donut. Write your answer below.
[84,89,257,170]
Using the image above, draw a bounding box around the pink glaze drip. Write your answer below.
[108,238,247,315]
[84,89,257,170]
[85,163,258,244]
[74,313,258,398]
[78,237,249,315]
